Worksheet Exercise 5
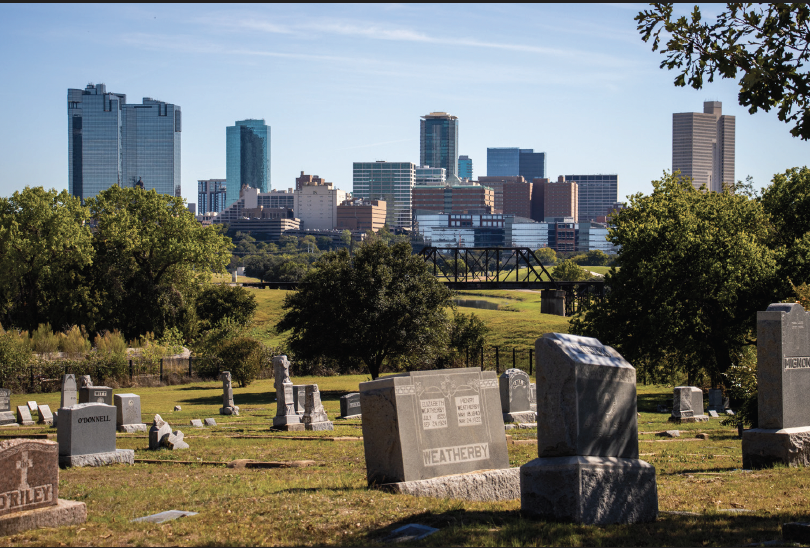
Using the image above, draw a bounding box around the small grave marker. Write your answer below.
[339,393,362,419]
[190,419,204,428]
[131,510,198,524]
[37,405,53,426]
[26,401,37,413]
[115,394,147,433]
[17,406,34,426]
[204,418,217,427]
[670,387,708,423]
[60,375,77,409]
[499,369,536,423]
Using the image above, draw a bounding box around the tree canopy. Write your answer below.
[276,240,453,379]
[636,3,810,138]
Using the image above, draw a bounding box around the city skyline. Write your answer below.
[1,4,806,203]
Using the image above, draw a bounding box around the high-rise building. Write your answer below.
[226,119,271,208]
[487,148,520,176]
[672,101,735,192]
[420,112,458,177]
[412,177,494,216]
[519,149,546,181]
[458,155,473,180]
[68,83,181,201]
[198,179,227,214]
[478,175,525,213]
[563,174,618,223]
[415,166,446,186]
[293,173,347,231]
[353,161,415,228]
[544,177,578,222]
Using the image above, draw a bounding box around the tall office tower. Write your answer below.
[519,149,546,181]
[68,84,126,200]
[415,166,446,186]
[478,175,525,213]
[672,101,735,191]
[458,155,473,180]
[420,112,458,177]
[68,84,181,201]
[226,119,271,208]
[544,176,579,222]
[122,98,182,197]
[564,174,618,223]
[198,179,227,214]
[487,148,519,176]
[353,161,415,228]
[502,182,533,218]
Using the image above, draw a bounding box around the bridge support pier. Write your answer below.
[540,289,566,316]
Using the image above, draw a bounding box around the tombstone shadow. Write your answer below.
[637,391,669,413]
[180,390,275,407]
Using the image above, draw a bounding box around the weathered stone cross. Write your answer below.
[16,451,33,490]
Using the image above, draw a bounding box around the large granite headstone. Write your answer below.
[499,369,536,423]
[339,393,362,419]
[57,403,134,467]
[0,439,86,534]
[707,389,725,412]
[743,303,810,468]
[359,367,509,486]
[17,406,34,426]
[522,333,658,525]
[303,385,333,431]
[219,372,239,416]
[669,386,707,423]
[115,394,147,433]
[60,375,77,409]
[78,386,113,406]
[271,356,302,431]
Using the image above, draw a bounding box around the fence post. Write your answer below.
[529,349,533,376]
[160,359,164,383]
[188,356,192,377]
[480,346,484,370]
[495,346,499,374]
[512,347,516,370]
[30,363,34,393]
[129,360,133,381]
[465,348,469,368]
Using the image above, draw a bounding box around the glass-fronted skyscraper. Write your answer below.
[458,155,473,180]
[564,174,619,222]
[68,83,181,201]
[226,119,271,208]
[198,179,227,214]
[353,161,415,228]
[519,149,546,181]
[487,147,546,180]
[420,113,458,178]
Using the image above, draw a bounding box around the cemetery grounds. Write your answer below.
[1,289,808,547]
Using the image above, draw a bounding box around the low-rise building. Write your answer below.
[294,173,347,231]
[336,199,387,232]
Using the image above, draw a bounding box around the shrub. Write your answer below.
[217,337,263,387]
[551,259,592,281]
[31,323,59,354]
[0,328,32,389]
[94,330,127,356]
[59,325,91,356]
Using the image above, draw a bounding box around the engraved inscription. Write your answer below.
[0,484,53,511]
[420,399,447,430]
[395,385,416,395]
[785,357,810,369]
[573,344,612,357]
[455,395,482,426]
[422,443,490,466]
[348,401,360,408]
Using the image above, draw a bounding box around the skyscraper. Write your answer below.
[672,101,735,192]
[487,147,546,180]
[420,112,458,178]
[198,179,227,214]
[563,174,618,223]
[68,83,181,201]
[458,155,473,180]
[519,149,546,181]
[226,119,271,208]
[353,161,415,228]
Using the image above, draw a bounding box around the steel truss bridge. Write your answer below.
[243,247,604,316]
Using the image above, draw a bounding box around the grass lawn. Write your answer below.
[3,380,807,547]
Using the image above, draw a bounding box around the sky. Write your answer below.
[0,3,806,204]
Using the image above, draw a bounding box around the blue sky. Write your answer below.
[0,3,806,203]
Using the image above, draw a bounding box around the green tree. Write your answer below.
[449,311,489,353]
[217,336,263,387]
[316,236,332,250]
[340,229,352,248]
[87,186,232,341]
[0,187,94,331]
[585,249,610,266]
[571,172,777,386]
[636,3,810,138]
[534,246,558,266]
[551,259,592,281]
[277,240,453,379]
[196,285,258,329]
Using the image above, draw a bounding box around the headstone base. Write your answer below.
[742,426,810,469]
[377,468,520,501]
[667,415,709,424]
[118,423,148,433]
[521,456,658,525]
[19,420,34,426]
[219,406,239,416]
[305,421,334,431]
[271,423,306,432]
[0,499,87,536]
[0,412,17,426]
[59,449,135,468]
[503,411,537,424]
[337,414,361,420]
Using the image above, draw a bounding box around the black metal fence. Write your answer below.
[458,345,535,376]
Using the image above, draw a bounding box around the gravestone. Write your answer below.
[57,403,134,467]
[164,430,189,450]
[707,389,725,412]
[149,415,172,450]
[204,418,217,427]
[303,385,333,431]
[114,394,147,433]
[708,410,719,418]
[78,375,92,389]
[0,389,14,426]
[0,439,86,535]
[339,393,362,419]
[27,401,37,413]
[521,333,658,525]
[530,383,537,412]
[17,406,34,426]
[743,303,810,468]
[37,405,53,426]
[79,386,112,406]
[669,387,708,423]
[272,356,303,431]
[359,367,509,488]
[499,369,536,423]
[219,372,239,416]
[60,375,77,409]
[190,419,204,428]
[292,385,307,415]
